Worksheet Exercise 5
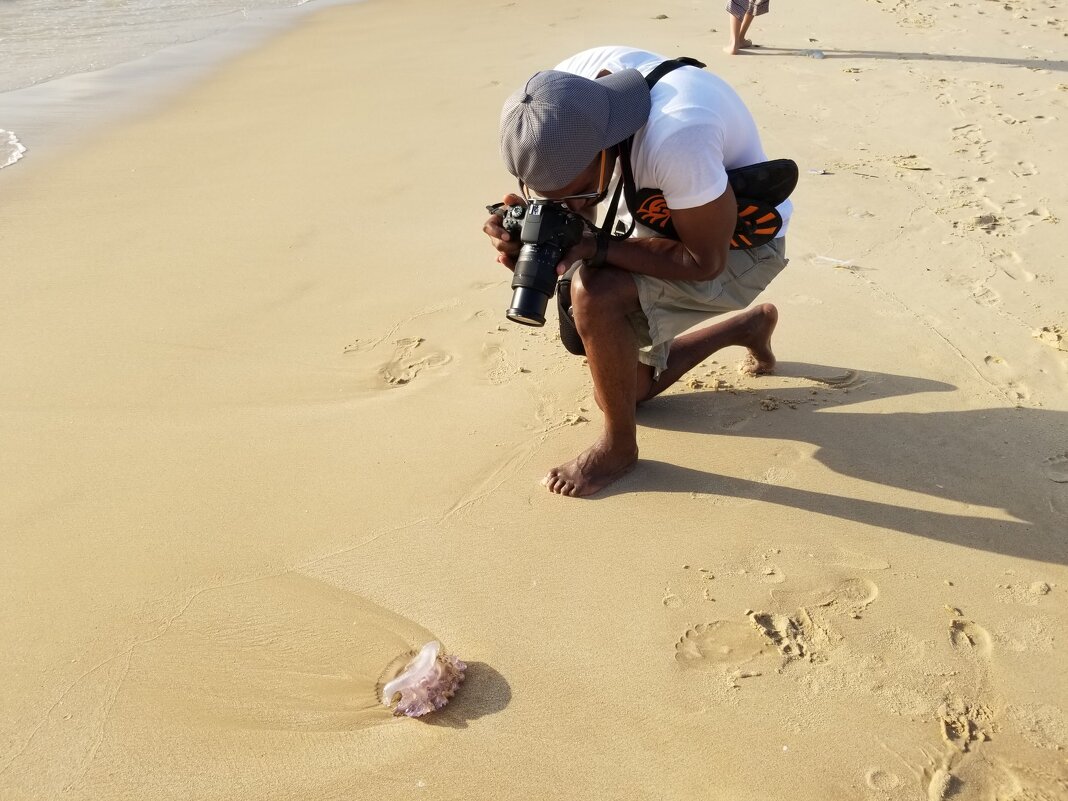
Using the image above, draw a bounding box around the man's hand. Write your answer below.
[555,231,597,276]
[483,193,526,270]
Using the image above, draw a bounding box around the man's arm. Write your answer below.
[564,184,738,281]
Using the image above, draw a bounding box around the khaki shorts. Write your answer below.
[629,237,788,376]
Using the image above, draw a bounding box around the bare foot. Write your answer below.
[736,303,778,375]
[542,435,638,497]
[724,39,754,54]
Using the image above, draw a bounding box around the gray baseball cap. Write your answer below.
[499,69,651,193]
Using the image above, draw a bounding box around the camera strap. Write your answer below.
[597,57,707,246]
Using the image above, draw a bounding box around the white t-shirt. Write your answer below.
[554,46,792,238]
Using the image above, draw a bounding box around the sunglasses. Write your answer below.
[519,150,608,204]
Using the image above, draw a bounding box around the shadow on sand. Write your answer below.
[746,45,1065,73]
[607,363,1068,565]
[422,662,511,729]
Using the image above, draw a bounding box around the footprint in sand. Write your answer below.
[675,572,882,674]
[674,621,768,669]
[991,248,1035,282]
[663,589,684,609]
[937,695,996,751]
[1010,160,1038,177]
[1010,204,1058,235]
[715,412,752,431]
[481,342,527,385]
[1042,453,1068,483]
[996,111,1029,127]
[714,547,793,587]
[759,466,795,490]
[378,337,451,387]
[951,123,993,164]
[757,563,787,584]
[891,153,933,172]
[812,576,879,613]
[1033,325,1068,353]
[743,576,881,663]
[930,699,1068,800]
[995,579,1053,606]
[788,545,890,572]
[924,610,1050,801]
[969,214,1007,236]
[865,768,903,792]
[749,610,816,660]
[971,282,1001,306]
[948,617,993,658]
[771,576,880,619]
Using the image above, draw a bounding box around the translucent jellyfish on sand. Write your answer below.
[379,641,466,718]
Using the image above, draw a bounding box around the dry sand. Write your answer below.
[1,0,1066,798]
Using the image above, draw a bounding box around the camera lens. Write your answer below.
[506,286,548,326]
[507,242,560,327]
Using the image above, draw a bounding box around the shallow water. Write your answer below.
[0,0,354,169]
[0,0,319,94]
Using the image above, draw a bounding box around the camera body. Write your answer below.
[500,200,585,326]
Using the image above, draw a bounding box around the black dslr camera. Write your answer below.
[495,200,585,327]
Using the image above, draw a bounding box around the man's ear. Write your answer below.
[596,69,611,79]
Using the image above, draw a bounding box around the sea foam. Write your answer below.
[1,130,27,169]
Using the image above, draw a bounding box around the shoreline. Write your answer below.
[0,0,361,174]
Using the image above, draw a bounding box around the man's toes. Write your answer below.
[544,474,567,494]
[549,473,577,495]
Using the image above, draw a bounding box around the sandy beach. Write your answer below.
[2,0,1066,798]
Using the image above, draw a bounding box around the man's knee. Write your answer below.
[571,266,636,321]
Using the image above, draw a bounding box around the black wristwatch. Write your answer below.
[589,232,609,269]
